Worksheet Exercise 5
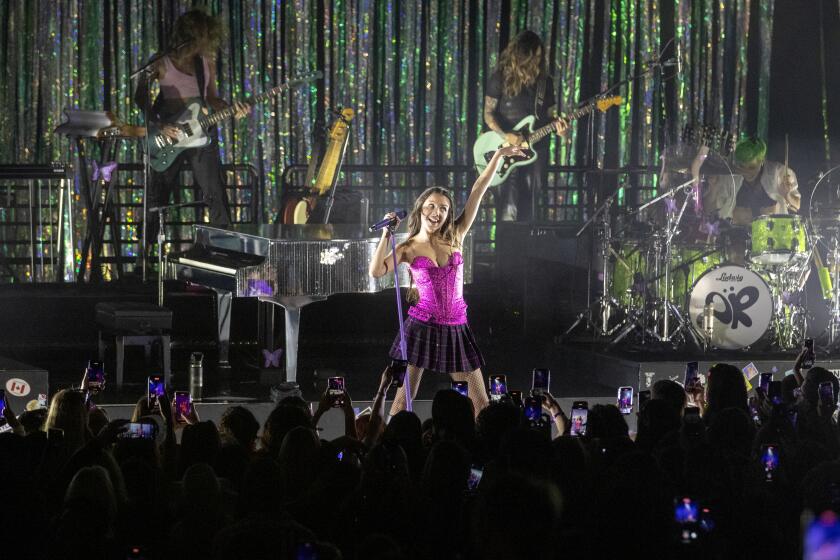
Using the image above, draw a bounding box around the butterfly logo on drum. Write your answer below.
[704,286,760,329]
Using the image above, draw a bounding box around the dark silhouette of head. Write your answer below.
[586,404,630,440]
[220,405,260,450]
[635,398,681,453]
[470,472,561,560]
[705,363,748,423]
[431,389,475,447]
[261,404,312,457]
[476,401,521,462]
[652,378,688,414]
[802,367,839,406]
[421,440,470,502]
[179,421,221,478]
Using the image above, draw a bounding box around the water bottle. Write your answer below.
[189,352,203,399]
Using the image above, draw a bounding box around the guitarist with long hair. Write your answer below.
[133,9,250,251]
[484,30,567,222]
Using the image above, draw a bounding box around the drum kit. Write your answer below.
[566,130,834,353]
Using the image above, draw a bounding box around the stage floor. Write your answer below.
[0,281,832,412]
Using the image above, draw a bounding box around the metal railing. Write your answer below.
[0,163,261,282]
[0,164,73,283]
[280,163,661,265]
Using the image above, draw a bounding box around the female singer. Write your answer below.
[368,145,524,416]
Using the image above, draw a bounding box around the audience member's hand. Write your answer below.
[94,419,129,447]
[817,396,837,420]
[686,378,706,409]
[541,393,564,418]
[2,397,21,431]
[379,365,394,393]
[158,390,174,428]
[341,391,354,415]
[753,388,773,422]
[794,347,808,373]
[315,389,334,417]
[171,397,200,426]
[80,368,90,393]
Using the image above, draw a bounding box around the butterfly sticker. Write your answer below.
[263,348,283,368]
[92,160,118,183]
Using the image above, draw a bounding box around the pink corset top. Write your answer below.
[407,251,468,325]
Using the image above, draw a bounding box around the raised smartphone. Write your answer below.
[617,386,633,414]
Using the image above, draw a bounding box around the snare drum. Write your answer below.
[749,214,807,266]
[688,264,773,349]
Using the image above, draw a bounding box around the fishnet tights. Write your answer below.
[389,365,489,418]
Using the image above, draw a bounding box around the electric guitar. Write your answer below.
[472,95,623,186]
[148,71,322,172]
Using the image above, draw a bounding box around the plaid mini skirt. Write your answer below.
[388,316,485,373]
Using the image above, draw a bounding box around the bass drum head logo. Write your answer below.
[6,378,31,397]
[688,265,772,350]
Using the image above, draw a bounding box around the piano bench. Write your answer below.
[95,302,173,389]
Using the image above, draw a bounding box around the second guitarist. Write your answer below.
[133,9,250,248]
[484,30,568,222]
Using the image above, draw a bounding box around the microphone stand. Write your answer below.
[129,39,191,283]
[570,56,664,334]
[148,200,206,307]
[387,223,411,412]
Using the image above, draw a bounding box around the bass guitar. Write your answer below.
[148,71,322,172]
[472,95,622,186]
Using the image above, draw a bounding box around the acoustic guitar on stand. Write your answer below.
[472,95,622,186]
[282,107,355,224]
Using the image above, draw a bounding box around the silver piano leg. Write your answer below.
[212,288,233,368]
[262,296,325,384]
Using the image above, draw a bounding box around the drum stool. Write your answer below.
[95,302,173,388]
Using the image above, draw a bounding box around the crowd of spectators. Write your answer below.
[2,350,840,559]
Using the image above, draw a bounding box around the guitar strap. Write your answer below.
[193,56,207,107]
[534,74,546,118]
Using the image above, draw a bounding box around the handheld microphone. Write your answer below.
[370,210,407,232]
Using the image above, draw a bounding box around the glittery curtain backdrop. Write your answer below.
[0,0,771,222]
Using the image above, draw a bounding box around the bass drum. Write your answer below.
[688,265,773,349]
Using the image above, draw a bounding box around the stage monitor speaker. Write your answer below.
[637,359,796,392]
[0,356,49,413]
[495,222,591,337]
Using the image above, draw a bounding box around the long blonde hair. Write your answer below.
[498,30,545,97]
[404,187,459,303]
[45,389,90,452]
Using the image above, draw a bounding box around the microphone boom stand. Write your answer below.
[387,224,412,412]
[129,39,191,283]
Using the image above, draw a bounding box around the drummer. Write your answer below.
[705,137,801,226]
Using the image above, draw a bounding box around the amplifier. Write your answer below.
[494,222,591,337]
[95,302,173,333]
[0,163,71,179]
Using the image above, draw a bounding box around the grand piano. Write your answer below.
[167,224,473,382]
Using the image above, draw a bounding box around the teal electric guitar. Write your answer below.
[472,95,622,186]
[148,71,322,172]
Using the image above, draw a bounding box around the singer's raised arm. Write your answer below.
[456,145,523,237]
